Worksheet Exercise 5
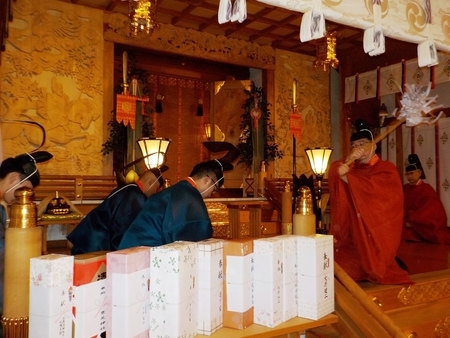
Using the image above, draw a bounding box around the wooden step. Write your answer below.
[359,269,450,312]
[335,263,450,337]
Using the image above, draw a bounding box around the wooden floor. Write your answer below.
[396,240,450,274]
[48,239,450,338]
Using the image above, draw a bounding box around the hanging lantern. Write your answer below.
[129,0,158,36]
[313,31,339,71]
[137,137,171,169]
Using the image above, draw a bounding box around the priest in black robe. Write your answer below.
[67,168,163,254]
[118,160,224,249]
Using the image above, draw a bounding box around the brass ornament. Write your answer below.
[9,188,37,229]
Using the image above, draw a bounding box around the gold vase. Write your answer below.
[292,186,316,236]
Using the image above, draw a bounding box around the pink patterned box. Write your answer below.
[29,254,74,338]
[106,246,151,338]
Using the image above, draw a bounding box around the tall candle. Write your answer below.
[292,79,297,105]
[123,51,128,84]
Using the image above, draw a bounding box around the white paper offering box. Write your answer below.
[223,238,254,330]
[150,241,199,337]
[297,235,334,320]
[106,246,151,338]
[253,236,284,328]
[29,254,74,338]
[198,238,224,335]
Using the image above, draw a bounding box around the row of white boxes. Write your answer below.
[28,234,334,337]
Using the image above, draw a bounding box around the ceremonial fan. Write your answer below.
[345,82,444,166]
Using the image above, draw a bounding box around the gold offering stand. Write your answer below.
[37,191,84,254]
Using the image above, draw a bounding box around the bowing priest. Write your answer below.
[67,167,165,254]
[119,159,227,249]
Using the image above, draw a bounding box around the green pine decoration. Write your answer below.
[237,86,283,170]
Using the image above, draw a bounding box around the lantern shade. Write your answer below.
[205,124,211,139]
[137,137,171,169]
[305,147,333,232]
[305,147,333,178]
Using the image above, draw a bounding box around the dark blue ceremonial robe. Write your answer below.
[67,184,147,254]
[118,180,213,248]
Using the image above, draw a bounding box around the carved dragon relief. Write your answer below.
[1,0,105,175]
[104,12,276,70]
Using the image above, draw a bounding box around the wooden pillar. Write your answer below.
[227,205,241,239]
[249,205,262,237]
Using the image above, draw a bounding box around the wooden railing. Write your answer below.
[33,175,117,202]
[30,175,117,253]
[32,175,118,217]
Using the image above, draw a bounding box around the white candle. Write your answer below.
[293,79,297,105]
[123,51,128,84]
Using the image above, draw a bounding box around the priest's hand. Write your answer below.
[338,163,349,183]
[346,147,365,163]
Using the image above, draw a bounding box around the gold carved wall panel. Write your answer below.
[274,50,331,178]
[0,0,330,180]
[0,0,105,175]
[104,13,275,70]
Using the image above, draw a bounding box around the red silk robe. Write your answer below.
[329,155,412,284]
[403,181,450,244]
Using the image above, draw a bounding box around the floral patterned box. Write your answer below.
[73,251,107,338]
[150,241,198,337]
[253,237,284,328]
[106,246,151,338]
[29,254,74,338]
[223,238,254,330]
[197,238,224,335]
